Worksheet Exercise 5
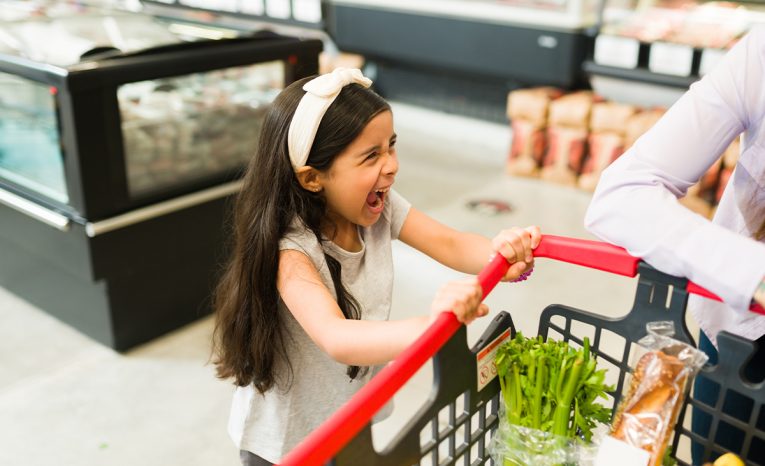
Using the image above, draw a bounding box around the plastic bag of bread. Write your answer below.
[602,322,708,466]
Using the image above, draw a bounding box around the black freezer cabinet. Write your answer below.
[0,7,322,350]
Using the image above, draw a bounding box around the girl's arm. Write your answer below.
[278,249,486,366]
[398,206,540,280]
[585,28,765,312]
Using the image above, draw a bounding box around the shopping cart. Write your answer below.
[280,235,765,466]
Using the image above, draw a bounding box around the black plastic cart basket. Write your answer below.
[280,235,765,466]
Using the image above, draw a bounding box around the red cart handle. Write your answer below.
[536,235,765,314]
[279,235,764,466]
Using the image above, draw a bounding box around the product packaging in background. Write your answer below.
[540,91,598,186]
[595,322,708,466]
[579,101,638,192]
[623,108,665,150]
[506,87,563,177]
[716,135,740,203]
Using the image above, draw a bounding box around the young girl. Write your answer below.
[211,68,540,466]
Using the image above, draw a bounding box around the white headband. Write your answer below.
[287,68,373,169]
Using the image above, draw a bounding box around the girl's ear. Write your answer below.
[295,166,322,193]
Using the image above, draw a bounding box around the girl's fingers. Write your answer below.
[511,261,528,275]
[506,227,532,263]
[517,228,533,263]
[525,225,542,249]
[432,279,486,324]
[505,261,528,281]
[493,227,535,264]
[491,234,516,263]
[498,231,523,263]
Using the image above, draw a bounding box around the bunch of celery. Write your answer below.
[495,332,612,442]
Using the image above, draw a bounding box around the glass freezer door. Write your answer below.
[0,72,67,203]
[118,60,284,198]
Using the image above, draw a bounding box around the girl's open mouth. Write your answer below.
[365,187,389,211]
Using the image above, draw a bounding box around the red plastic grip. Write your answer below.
[536,235,763,314]
[533,235,639,277]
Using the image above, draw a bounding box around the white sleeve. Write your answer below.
[584,27,765,312]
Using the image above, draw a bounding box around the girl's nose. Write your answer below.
[383,152,398,176]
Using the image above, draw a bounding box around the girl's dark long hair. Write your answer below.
[212,77,390,392]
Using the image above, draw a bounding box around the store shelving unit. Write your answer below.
[141,0,325,29]
[585,0,765,106]
[322,0,598,122]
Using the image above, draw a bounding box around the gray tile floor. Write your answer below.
[0,103,693,466]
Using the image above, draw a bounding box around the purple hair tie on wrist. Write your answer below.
[511,268,534,283]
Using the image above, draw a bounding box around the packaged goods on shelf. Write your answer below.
[600,1,750,49]
[579,102,638,192]
[506,87,563,177]
[540,91,597,186]
[507,86,563,127]
[589,101,639,135]
[504,87,735,217]
[623,108,665,149]
[680,181,716,217]
[680,154,722,217]
[118,64,278,196]
[716,135,740,203]
[541,126,589,185]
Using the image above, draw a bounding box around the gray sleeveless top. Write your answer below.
[227,189,411,462]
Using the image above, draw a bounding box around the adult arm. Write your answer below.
[585,28,765,312]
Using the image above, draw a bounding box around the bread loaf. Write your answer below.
[611,350,688,466]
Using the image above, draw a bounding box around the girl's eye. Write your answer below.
[365,152,378,161]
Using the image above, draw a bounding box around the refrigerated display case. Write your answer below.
[0,4,321,350]
[323,0,597,121]
[140,0,324,29]
[585,0,765,106]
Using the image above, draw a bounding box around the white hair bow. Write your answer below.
[287,68,373,169]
